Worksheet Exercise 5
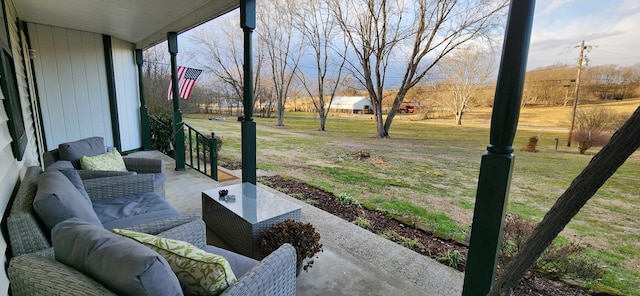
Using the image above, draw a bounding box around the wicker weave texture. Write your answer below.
[77,170,134,180]
[9,249,117,296]
[221,243,297,296]
[8,166,51,257]
[156,218,207,248]
[84,174,155,199]
[123,157,163,173]
[202,192,301,259]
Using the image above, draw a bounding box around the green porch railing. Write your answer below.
[185,122,218,180]
[149,115,218,180]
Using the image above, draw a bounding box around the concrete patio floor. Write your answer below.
[130,151,463,295]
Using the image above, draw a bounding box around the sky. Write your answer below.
[175,0,640,80]
[526,0,640,69]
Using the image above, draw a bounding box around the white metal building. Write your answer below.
[327,96,372,114]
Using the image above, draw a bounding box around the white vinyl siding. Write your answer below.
[1,0,40,293]
[28,23,113,150]
[111,38,141,151]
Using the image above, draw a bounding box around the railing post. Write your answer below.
[188,127,194,168]
[462,1,536,295]
[211,132,218,180]
[168,32,185,171]
[196,131,201,173]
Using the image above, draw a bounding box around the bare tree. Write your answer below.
[436,45,495,125]
[619,64,640,99]
[490,107,640,295]
[257,0,303,126]
[521,64,578,107]
[190,17,264,113]
[330,0,508,138]
[293,0,347,131]
[142,46,173,114]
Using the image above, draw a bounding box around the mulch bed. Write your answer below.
[220,159,590,295]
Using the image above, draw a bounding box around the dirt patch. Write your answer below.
[367,156,392,168]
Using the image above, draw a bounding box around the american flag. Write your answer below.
[167,66,203,100]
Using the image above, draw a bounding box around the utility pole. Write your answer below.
[567,40,591,147]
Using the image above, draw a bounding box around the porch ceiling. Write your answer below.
[14,0,238,49]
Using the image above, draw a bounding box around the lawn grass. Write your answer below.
[184,99,639,295]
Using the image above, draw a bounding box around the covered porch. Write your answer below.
[0,0,537,293]
[131,150,463,295]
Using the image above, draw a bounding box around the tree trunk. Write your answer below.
[455,111,463,125]
[489,107,640,296]
[375,105,386,138]
[277,96,285,126]
[319,108,327,131]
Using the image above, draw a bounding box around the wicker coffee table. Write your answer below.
[202,182,301,259]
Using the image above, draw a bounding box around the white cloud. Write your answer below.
[540,0,577,15]
[525,0,640,69]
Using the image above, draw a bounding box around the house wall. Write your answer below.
[111,38,141,152]
[27,23,114,150]
[1,0,41,293]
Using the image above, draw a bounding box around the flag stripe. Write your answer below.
[167,66,202,100]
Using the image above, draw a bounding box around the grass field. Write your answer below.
[185,98,640,294]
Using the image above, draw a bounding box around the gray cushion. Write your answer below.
[33,170,103,231]
[93,192,181,230]
[202,245,258,277]
[58,137,105,168]
[58,168,91,203]
[45,163,92,203]
[52,219,183,296]
[45,160,74,171]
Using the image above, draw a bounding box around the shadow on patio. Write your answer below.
[130,151,463,295]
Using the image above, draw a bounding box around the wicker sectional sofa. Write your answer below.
[7,166,297,295]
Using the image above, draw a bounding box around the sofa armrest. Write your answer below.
[222,244,297,296]
[123,157,163,174]
[7,212,51,257]
[8,249,117,296]
[153,217,207,248]
[126,214,204,239]
[77,169,135,180]
[43,149,60,168]
[84,174,155,200]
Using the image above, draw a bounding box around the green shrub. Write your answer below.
[500,213,536,262]
[338,193,359,205]
[289,193,305,199]
[439,250,462,268]
[401,237,426,251]
[500,214,603,282]
[380,230,402,241]
[352,216,371,228]
[536,242,603,280]
[572,108,621,153]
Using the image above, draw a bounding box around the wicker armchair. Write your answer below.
[43,137,166,197]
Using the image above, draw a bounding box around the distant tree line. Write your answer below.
[521,63,640,107]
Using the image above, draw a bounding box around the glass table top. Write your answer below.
[203,182,301,224]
